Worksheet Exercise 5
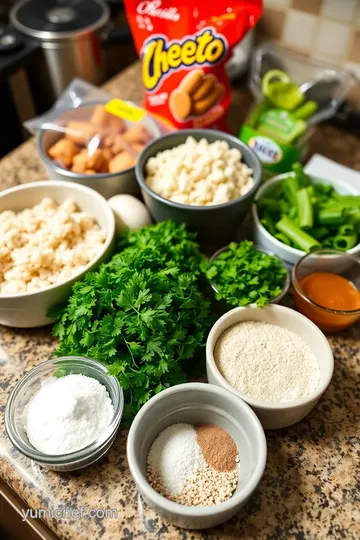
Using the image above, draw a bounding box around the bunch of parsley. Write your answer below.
[203,240,287,308]
[51,221,212,421]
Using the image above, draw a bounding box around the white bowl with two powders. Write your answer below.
[206,305,334,429]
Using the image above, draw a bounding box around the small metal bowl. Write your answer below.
[37,100,161,200]
[208,244,290,307]
[5,356,123,472]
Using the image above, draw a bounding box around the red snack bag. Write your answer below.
[124,0,262,130]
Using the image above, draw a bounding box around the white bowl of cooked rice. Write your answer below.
[0,181,115,328]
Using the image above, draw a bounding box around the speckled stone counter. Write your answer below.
[0,63,359,540]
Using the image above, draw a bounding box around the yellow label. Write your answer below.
[142,28,227,92]
[105,99,146,122]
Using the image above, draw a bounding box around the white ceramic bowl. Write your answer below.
[127,383,266,529]
[206,305,334,429]
[0,181,115,328]
[252,173,360,266]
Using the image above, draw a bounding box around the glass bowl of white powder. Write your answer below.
[206,304,334,429]
[5,356,123,471]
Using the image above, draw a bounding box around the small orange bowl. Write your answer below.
[292,249,360,332]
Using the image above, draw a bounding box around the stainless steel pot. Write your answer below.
[10,0,131,104]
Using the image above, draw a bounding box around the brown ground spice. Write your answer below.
[195,424,238,472]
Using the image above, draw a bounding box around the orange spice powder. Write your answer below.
[195,424,238,472]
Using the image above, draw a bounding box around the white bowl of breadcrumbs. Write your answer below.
[206,304,334,429]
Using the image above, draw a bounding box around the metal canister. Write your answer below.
[11,0,110,101]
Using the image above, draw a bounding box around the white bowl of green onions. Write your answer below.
[252,164,360,266]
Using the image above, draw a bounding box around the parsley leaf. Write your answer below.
[51,221,212,422]
[203,240,287,308]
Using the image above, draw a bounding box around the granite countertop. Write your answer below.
[0,63,359,540]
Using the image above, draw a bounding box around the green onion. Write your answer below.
[276,216,320,252]
[274,233,292,246]
[296,188,313,228]
[338,224,355,236]
[257,197,281,213]
[261,212,277,236]
[292,162,310,187]
[309,226,329,240]
[333,233,358,251]
[317,207,345,226]
[289,206,297,220]
[330,195,360,204]
[257,163,360,251]
[279,200,290,216]
[323,237,335,248]
[347,207,360,216]
[349,212,360,231]
[313,183,334,196]
[284,176,299,205]
[306,185,315,198]
[323,203,360,212]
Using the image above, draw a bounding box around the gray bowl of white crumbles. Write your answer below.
[206,304,334,430]
[135,130,262,242]
[127,382,266,529]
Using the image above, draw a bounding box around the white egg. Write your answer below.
[107,195,152,233]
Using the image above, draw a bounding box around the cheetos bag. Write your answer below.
[124,0,263,130]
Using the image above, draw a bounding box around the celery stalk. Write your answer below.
[276,216,320,252]
[296,188,313,228]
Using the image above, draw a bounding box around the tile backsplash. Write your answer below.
[259,0,360,79]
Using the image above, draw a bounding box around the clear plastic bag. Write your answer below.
[24,79,111,134]
[239,43,356,177]
[25,79,164,176]
[249,43,355,125]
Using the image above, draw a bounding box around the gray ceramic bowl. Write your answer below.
[135,130,262,242]
[37,101,161,200]
[127,382,267,529]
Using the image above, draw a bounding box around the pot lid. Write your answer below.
[10,0,110,41]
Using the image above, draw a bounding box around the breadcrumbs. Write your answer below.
[148,465,237,506]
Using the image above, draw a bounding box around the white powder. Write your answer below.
[214,321,320,402]
[24,374,114,455]
[147,423,206,496]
